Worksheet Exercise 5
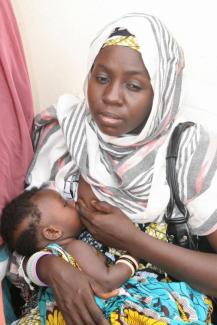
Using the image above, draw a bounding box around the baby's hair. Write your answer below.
[0,187,43,256]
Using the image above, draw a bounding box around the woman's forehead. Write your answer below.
[89,23,158,83]
[93,45,149,77]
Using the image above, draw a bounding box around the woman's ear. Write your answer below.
[42,225,62,241]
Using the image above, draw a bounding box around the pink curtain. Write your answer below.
[0,286,5,325]
[0,0,34,223]
[0,1,34,321]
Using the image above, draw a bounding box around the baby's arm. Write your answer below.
[66,239,137,292]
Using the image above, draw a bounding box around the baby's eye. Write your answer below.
[126,82,142,92]
[63,200,68,207]
[96,75,110,84]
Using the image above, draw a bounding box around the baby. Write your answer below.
[0,186,138,294]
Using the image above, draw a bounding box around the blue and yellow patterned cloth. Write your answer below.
[37,243,213,325]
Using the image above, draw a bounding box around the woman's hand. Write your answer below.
[37,255,109,325]
[78,199,139,251]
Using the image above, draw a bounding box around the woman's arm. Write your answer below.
[37,254,109,325]
[67,240,137,292]
[131,227,217,297]
[79,199,217,298]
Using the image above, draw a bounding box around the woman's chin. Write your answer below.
[97,124,123,137]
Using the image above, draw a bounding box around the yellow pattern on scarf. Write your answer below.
[102,35,140,52]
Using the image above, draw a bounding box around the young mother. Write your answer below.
[16,13,217,324]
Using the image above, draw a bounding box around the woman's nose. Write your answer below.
[103,81,123,105]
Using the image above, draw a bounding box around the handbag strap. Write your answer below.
[164,121,198,249]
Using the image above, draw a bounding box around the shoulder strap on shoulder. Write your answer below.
[164,121,198,250]
[165,121,195,220]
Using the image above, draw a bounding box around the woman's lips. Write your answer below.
[98,113,122,126]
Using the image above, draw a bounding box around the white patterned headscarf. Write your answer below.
[83,13,184,145]
[48,14,217,235]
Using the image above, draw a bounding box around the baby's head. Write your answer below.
[0,187,83,256]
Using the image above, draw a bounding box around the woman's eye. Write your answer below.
[126,82,142,91]
[96,75,109,84]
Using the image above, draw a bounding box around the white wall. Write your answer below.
[12,0,217,130]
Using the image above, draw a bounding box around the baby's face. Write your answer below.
[32,189,83,238]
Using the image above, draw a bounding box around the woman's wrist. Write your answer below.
[121,226,143,256]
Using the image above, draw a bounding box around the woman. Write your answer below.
[11,13,217,324]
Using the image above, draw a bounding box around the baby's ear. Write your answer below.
[42,225,62,241]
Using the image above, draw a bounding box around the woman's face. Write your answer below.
[87,45,154,136]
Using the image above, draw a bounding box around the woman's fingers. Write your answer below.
[90,200,113,213]
[84,295,109,324]
[75,284,105,324]
[78,200,110,239]
[78,199,113,224]
[73,288,108,324]
[55,282,108,324]
[78,201,93,229]
[47,259,108,324]
[78,198,138,249]
[78,199,96,224]
[62,308,84,325]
